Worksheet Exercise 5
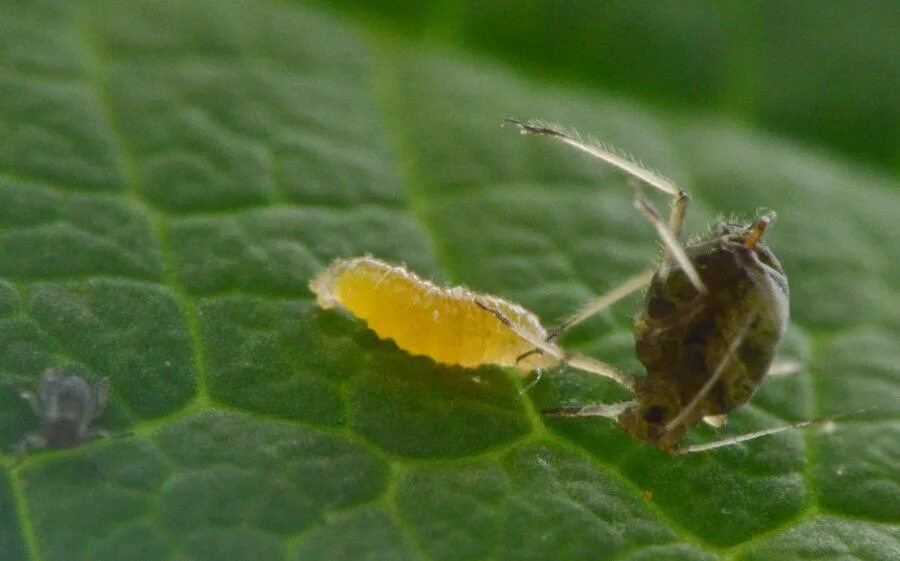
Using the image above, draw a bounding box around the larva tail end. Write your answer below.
[309,259,349,309]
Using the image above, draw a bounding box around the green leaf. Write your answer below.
[0,1,897,560]
[315,0,900,173]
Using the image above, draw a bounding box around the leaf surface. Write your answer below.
[0,2,897,560]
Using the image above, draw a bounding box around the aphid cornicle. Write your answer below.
[311,118,837,454]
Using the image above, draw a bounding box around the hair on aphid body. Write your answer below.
[310,119,857,455]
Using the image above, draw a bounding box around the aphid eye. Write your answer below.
[643,405,666,424]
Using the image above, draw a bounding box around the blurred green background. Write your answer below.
[312,0,900,174]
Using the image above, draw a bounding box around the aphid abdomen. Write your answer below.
[633,235,788,417]
[309,257,552,370]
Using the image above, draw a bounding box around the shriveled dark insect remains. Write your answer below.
[9,368,109,455]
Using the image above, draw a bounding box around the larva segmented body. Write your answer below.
[309,256,555,371]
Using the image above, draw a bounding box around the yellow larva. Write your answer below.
[309,256,556,371]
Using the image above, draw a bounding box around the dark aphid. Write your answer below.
[9,369,109,454]
[505,119,838,454]
[621,216,789,451]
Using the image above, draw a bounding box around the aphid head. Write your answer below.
[616,381,691,452]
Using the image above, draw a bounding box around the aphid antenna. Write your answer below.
[672,407,876,455]
[664,312,759,434]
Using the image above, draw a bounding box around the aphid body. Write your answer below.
[621,221,789,450]
[11,369,109,453]
[310,256,557,371]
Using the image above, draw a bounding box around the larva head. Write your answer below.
[308,257,354,310]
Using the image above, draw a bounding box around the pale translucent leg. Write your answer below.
[93,378,110,419]
[666,321,854,454]
[702,415,727,428]
[632,185,706,294]
[544,400,636,418]
[658,188,689,280]
[12,434,47,457]
[503,119,682,195]
[547,267,655,342]
[504,118,707,294]
[17,389,42,417]
[694,363,801,427]
[563,352,637,391]
[475,299,637,391]
[671,409,871,455]
[766,361,803,377]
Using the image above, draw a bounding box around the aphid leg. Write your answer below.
[11,434,46,456]
[93,377,110,418]
[546,267,655,343]
[504,118,705,294]
[16,389,42,417]
[766,361,803,377]
[476,299,636,390]
[663,313,759,434]
[632,183,707,295]
[88,428,115,441]
[703,415,728,428]
[563,352,637,391]
[671,409,872,455]
[502,119,681,197]
[658,188,690,281]
[544,400,635,418]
